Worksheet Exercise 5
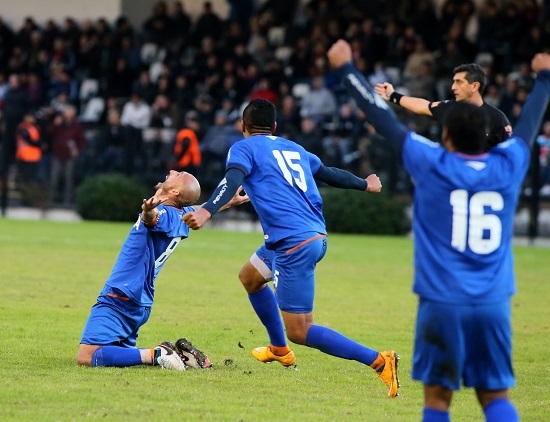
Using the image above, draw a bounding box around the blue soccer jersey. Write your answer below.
[104,204,193,306]
[403,133,530,304]
[226,135,326,248]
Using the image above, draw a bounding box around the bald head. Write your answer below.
[176,172,201,206]
[157,171,201,208]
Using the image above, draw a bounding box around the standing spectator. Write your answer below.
[15,112,44,205]
[47,105,88,206]
[172,110,202,176]
[1,73,28,215]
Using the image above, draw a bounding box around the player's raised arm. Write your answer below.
[513,53,550,147]
[374,82,432,115]
[328,39,410,155]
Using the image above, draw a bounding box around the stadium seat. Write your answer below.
[267,26,286,47]
[79,97,105,123]
[79,79,99,102]
[291,83,310,104]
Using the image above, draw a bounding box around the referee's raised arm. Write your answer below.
[374,82,433,115]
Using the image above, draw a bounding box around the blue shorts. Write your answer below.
[80,286,151,347]
[270,232,327,314]
[412,298,515,390]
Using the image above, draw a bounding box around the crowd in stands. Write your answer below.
[0,0,550,209]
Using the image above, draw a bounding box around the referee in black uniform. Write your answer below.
[375,63,512,151]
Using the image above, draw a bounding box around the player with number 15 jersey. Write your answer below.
[182,98,400,398]
[227,134,326,248]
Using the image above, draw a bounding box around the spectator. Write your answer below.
[50,37,76,74]
[294,116,323,158]
[173,74,195,123]
[200,109,235,187]
[142,0,171,46]
[403,38,435,80]
[274,94,301,139]
[47,105,88,206]
[118,35,140,75]
[172,110,202,176]
[192,1,223,45]
[132,70,157,105]
[15,112,44,204]
[120,92,151,130]
[106,57,134,98]
[299,76,337,125]
[169,1,192,44]
[536,121,550,190]
[95,108,127,173]
[249,77,278,104]
[142,94,176,175]
[1,73,28,214]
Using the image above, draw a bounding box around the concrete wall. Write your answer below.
[0,0,121,27]
[0,0,230,29]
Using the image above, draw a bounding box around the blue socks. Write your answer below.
[248,286,287,347]
[484,398,519,422]
[422,408,450,421]
[421,399,518,422]
[91,346,143,367]
[304,324,379,365]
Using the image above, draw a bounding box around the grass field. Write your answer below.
[0,218,548,421]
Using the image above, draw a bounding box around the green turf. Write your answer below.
[0,219,548,421]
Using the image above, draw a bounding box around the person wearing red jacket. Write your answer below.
[47,105,88,206]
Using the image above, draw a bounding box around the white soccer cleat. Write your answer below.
[154,342,187,371]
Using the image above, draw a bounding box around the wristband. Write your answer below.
[389,92,403,105]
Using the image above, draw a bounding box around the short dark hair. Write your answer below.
[453,63,487,94]
[242,98,276,133]
[443,102,487,154]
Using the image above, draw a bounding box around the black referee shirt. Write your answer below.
[429,100,512,151]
